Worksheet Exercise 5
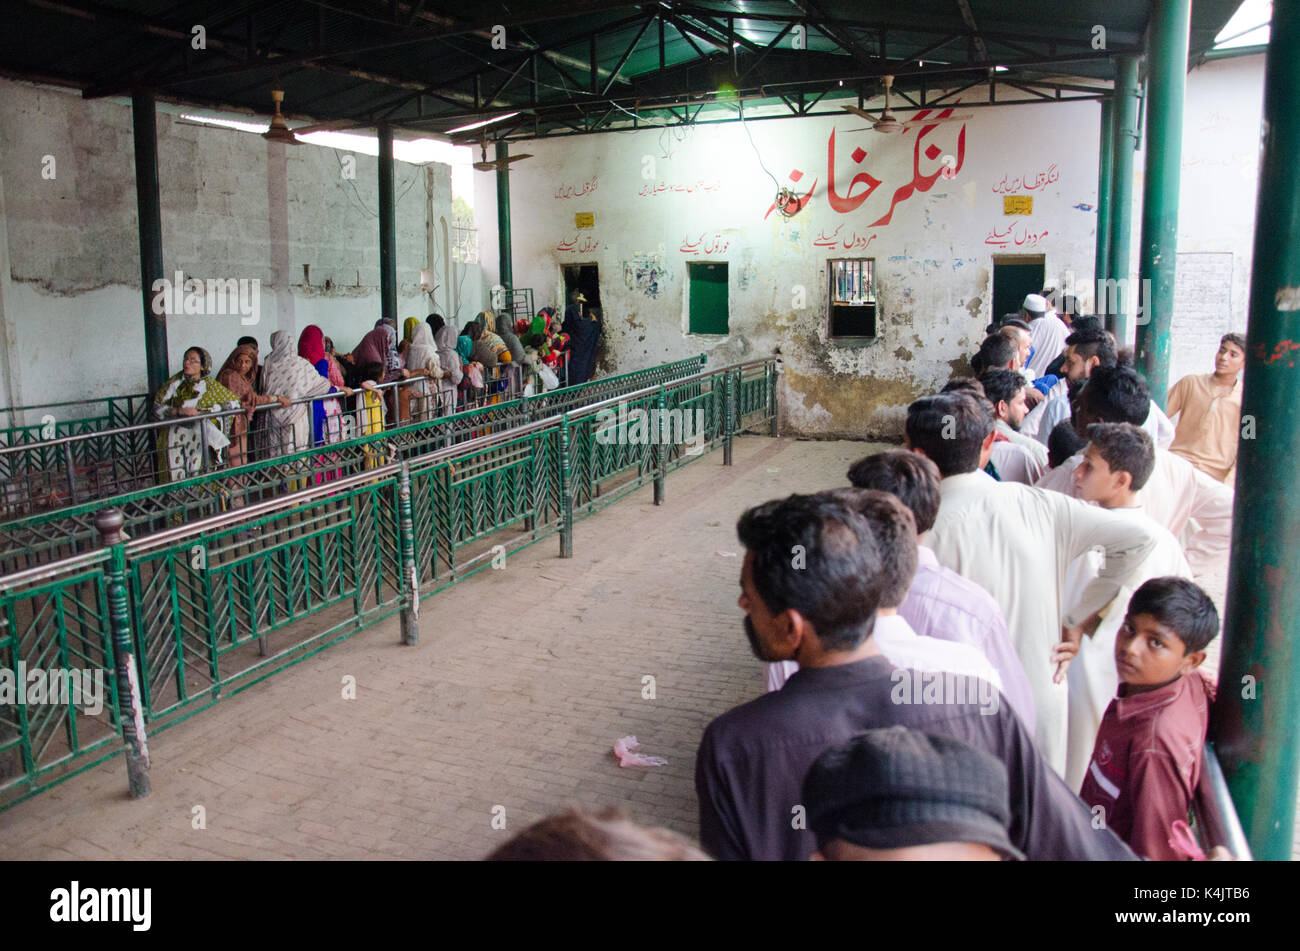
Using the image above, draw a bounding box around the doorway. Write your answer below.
[562,264,601,312]
[991,255,1045,323]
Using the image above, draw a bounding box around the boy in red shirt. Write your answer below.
[1079,577,1218,860]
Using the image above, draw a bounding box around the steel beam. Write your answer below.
[378,123,397,328]
[1209,0,1300,863]
[131,89,169,397]
[496,140,513,289]
[1136,0,1191,403]
[1106,54,1141,345]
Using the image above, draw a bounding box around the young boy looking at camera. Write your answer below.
[1079,577,1218,860]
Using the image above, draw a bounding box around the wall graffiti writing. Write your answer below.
[1254,339,1300,366]
[554,176,598,199]
[763,109,966,225]
[623,251,669,298]
[556,234,600,253]
[638,179,722,197]
[812,225,877,250]
[991,164,1059,195]
[680,233,732,255]
[985,221,1050,247]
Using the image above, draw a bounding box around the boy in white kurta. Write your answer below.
[1049,424,1192,792]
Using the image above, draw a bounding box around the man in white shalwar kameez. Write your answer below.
[1048,424,1193,791]
[1034,365,1232,579]
[907,394,1157,777]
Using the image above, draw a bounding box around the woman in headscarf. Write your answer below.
[322,336,347,389]
[428,314,463,414]
[401,317,421,359]
[216,344,290,471]
[399,321,451,422]
[354,322,404,425]
[152,346,241,484]
[262,331,352,488]
[457,324,486,405]
[298,325,346,455]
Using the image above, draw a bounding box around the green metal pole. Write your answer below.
[397,462,419,645]
[559,414,573,557]
[1208,0,1300,862]
[1107,55,1141,345]
[132,90,169,397]
[1095,99,1115,294]
[95,508,150,798]
[496,140,513,290]
[378,123,397,329]
[654,384,666,504]
[1136,0,1191,405]
[723,370,735,466]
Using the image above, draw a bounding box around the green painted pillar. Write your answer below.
[496,140,513,289]
[1136,0,1191,404]
[1106,55,1141,344]
[1209,0,1300,862]
[131,90,169,396]
[1095,99,1115,292]
[378,123,397,328]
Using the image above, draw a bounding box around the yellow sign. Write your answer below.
[575,212,595,229]
[1003,195,1033,215]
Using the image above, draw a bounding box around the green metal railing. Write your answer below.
[0,356,709,575]
[0,358,778,809]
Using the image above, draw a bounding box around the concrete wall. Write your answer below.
[0,80,482,414]
[503,98,1101,438]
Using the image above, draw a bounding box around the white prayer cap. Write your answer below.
[1021,293,1048,314]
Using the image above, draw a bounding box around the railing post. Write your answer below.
[397,462,419,645]
[654,385,666,505]
[559,413,574,558]
[63,441,77,502]
[95,508,150,799]
[723,369,735,466]
[769,362,780,437]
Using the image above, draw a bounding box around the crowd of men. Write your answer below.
[483,294,1244,861]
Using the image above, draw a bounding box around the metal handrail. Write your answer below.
[0,547,110,594]
[123,357,777,552]
[1193,741,1254,860]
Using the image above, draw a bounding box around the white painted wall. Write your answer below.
[0,80,479,417]
[505,96,1101,436]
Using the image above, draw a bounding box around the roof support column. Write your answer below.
[496,140,513,289]
[1106,54,1141,345]
[1094,99,1114,290]
[378,122,397,328]
[1136,0,1191,403]
[1210,0,1300,862]
[132,89,169,396]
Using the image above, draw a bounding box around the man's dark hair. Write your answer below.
[847,450,942,535]
[237,336,259,349]
[737,493,886,651]
[905,393,992,477]
[1221,332,1246,351]
[1047,420,1087,469]
[1085,422,1156,491]
[1116,346,1136,368]
[1125,576,1220,654]
[826,489,918,609]
[1001,318,1031,332]
[978,369,1025,410]
[971,334,1016,374]
[1077,365,1150,426]
[940,378,984,398]
[426,313,446,334]
[1069,315,1103,335]
[1064,327,1117,369]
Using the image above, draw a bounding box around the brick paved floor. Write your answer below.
[0,435,884,860]
[0,434,1287,859]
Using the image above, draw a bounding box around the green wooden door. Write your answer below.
[688,262,729,335]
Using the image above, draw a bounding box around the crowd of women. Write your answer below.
[150,309,597,486]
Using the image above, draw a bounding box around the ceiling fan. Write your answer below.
[841,75,972,134]
[261,84,375,144]
[472,133,533,172]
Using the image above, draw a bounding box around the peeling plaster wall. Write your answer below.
[0,80,471,411]
[505,98,1100,439]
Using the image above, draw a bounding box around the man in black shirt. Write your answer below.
[694,490,1137,861]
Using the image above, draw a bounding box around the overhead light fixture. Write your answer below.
[994,65,1009,72]
[445,111,521,135]
[919,60,924,67]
